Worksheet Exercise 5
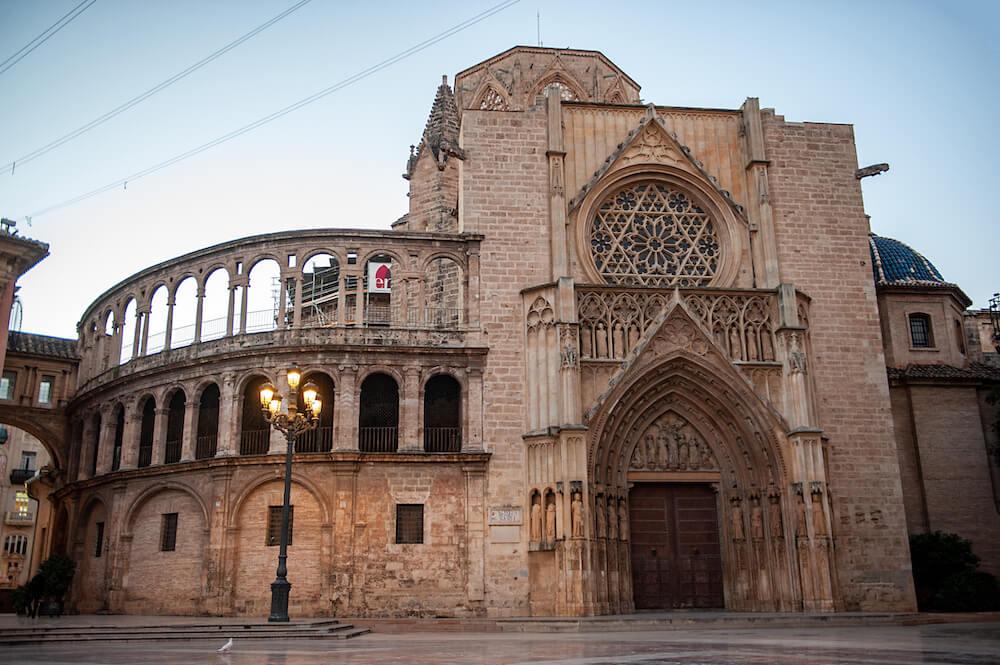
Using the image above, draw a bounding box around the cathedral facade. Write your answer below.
[11,46,1000,618]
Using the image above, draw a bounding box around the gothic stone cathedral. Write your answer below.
[16,47,1000,618]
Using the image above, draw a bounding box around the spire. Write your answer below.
[421,75,463,161]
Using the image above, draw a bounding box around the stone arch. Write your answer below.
[120,483,209,615]
[229,474,330,615]
[0,415,66,471]
[573,165,748,290]
[530,71,586,102]
[473,83,511,110]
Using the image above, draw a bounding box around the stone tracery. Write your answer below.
[590,181,721,287]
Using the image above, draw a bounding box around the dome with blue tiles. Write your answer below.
[868,233,950,287]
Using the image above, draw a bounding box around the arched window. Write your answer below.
[359,373,399,452]
[240,376,271,455]
[301,254,341,326]
[590,180,721,287]
[164,391,185,464]
[423,375,461,452]
[297,372,335,453]
[909,313,933,348]
[111,405,124,471]
[364,255,396,326]
[137,398,156,468]
[196,384,220,459]
[478,86,509,111]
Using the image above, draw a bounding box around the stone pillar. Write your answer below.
[205,468,233,614]
[464,465,487,604]
[216,372,238,456]
[330,462,359,614]
[225,284,236,336]
[180,395,196,462]
[120,399,139,470]
[239,280,249,334]
[336,274,346,326]
[353,275,365,325]
[139,306,151,357]
[105,482,129,612]
[334,365,358,451]
[464,367,484,452]
[151,407,168,466]
[276,276,289,330]
[193,286,205,344]
[163,296,175,351]
[467,247,480,327]
[546,88,568,279]
[399,367,420,451]
[95,404,115,475]
[292,275,303,328]
[79,414,96,480]
[742,97,781,288]
[131,308,143,360]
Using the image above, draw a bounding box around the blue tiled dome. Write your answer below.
[868,234,948,287]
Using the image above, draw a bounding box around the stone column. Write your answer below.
[206,468,233,614]
[464,368,484,452]
[546,88,568,280]
[180,395,196,462]
[741,97,780,288]
[131,308,143,360]
[334,365,358,451]
[95,404,115,475]
[152,407,168,465]
[79,414,96,480]
[463,465,487,604]
[163,296,175,351]
[399,367,421,451]
[276,276,289,330]
[120,399,139,470]
[353,275,365,325]
[330,462,359,614]
[336,274,346,326]
[216,372,238,456]
[193,286,205,344]
[225,284,236,337]
[239,280,249,334]
[292,275,303,328]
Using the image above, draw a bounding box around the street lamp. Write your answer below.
[260,367,322,622]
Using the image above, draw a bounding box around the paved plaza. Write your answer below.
[2,621,999,664]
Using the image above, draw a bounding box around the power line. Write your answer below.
[0,0,97,77]
[20,0,521,220]
[1,0,314,176]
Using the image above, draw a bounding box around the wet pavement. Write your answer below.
[2,621,998,664]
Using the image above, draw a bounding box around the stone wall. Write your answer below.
[762,112,916,611]
[459,106,550,615]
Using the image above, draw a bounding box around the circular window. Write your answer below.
[589,180,721,287]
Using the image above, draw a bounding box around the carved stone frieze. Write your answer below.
[629,412,718,472]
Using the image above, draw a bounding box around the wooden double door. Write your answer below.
[629,482,724,609]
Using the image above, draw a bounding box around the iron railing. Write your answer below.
[295,427,333,453]
[359,426,398,452]
[423,427,461,452]
[195,435,217,460]
[137,444,153,468]
[240,429,271,455]
[164,439,182,464]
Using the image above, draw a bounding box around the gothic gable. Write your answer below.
[567,106,747,223]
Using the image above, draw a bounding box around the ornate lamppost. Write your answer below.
[259,367,322,622]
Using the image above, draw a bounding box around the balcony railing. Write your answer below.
[8,468,35,485]
[359,426,398,452]
[164,439,181,464]
[240,429,271,456]
[137,444,153,468]
[4,511,34,526]
[424,427,461,452]
[195,435,217,460]
[295,427,333,453]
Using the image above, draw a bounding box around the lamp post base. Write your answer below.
[268,578,292,622]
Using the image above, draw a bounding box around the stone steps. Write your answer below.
[0,619,370,645]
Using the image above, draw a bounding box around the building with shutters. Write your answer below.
[8,46,1000,617]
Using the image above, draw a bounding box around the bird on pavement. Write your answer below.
[217,638,234,653]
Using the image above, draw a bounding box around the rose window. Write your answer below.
[590,181,721,287]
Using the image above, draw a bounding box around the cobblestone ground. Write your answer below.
[3,622,1000,664]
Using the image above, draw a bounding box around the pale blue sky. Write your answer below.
[1,0,997,337]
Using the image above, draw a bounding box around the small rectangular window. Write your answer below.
[395,504,424,544]
[38,375,54,404]
[266,505,294,547]
[909,314,932,348]
[347,250,358,265]
[20,452,36,471]
[94,521,105,558]
[160,513,178,552]
[0,371,16,400]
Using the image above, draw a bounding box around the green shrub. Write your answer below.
[910,531,1000,612]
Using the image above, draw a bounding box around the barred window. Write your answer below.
[909,313,933,348]
[266,505,293,547]
[395,504,424,544]
[160,513,178,552]
[94,521,105,558]
[3,535,28,556]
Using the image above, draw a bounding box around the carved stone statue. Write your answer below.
[545,499,557,541]
[730,500,745,540]
[571,492,584,538]
[796,494,808,537]
[595,496,606,538]
[811,493,826,536]
[530,496,542,542]
[769,495,784,538]
[751,499,764,540]
[618,500,628,541]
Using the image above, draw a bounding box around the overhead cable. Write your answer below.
[1,0,314,175]
[0,0,97,77]
[20,0,521,219]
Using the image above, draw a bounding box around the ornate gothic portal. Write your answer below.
[580,303,838,614]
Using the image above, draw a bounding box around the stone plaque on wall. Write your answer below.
[488,505,522,525]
